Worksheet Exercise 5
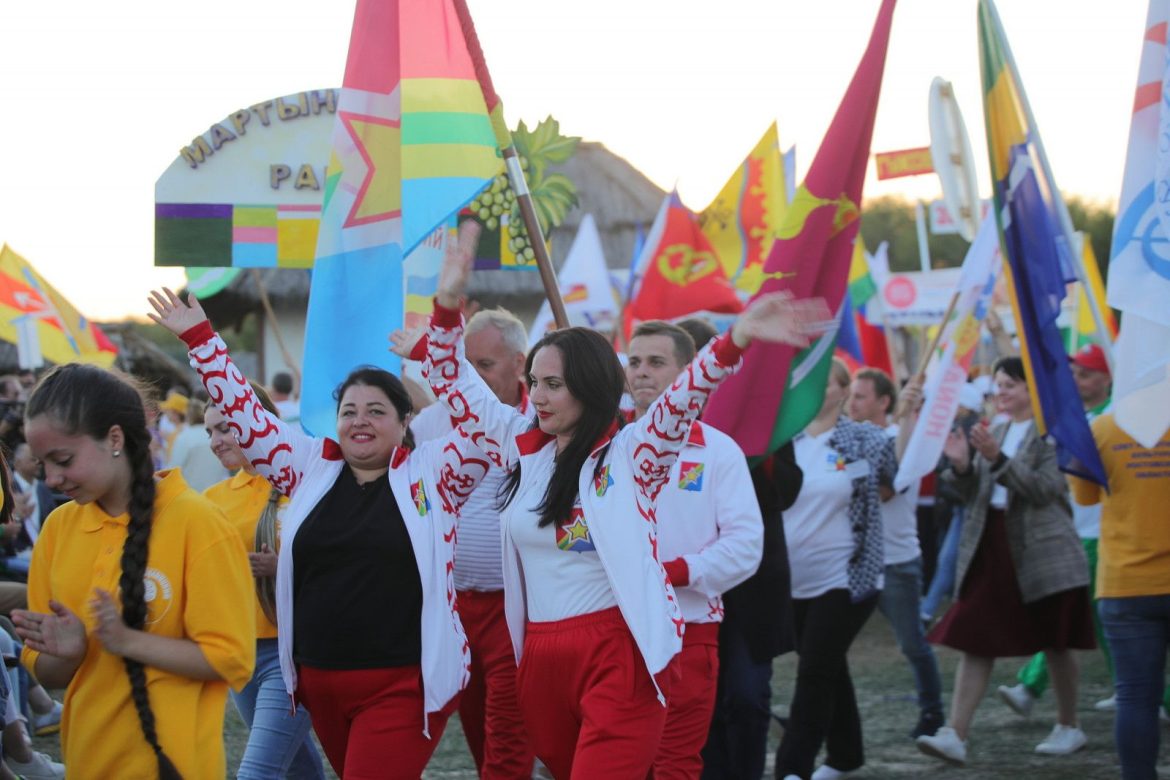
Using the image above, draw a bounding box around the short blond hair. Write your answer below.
[465,307,527,355]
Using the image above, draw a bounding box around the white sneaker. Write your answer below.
[812,765,860,780]
[997,683,1035,717]
[1035,724,1087,755]
[32,699,63,736]
[7,751,65,779]
[1094,694,1116,710]
[916,726,967,765]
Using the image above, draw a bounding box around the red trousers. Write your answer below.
[516,607,675,780]
[297,665,457,779]
[652,622,720,779]
[456,589,535,778]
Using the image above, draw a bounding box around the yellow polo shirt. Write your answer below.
[1070,414,1170,598]
[22,469,254,779]
[204,470,285,640]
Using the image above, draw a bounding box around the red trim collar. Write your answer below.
[686,421,706,448]
[514,419,620,458]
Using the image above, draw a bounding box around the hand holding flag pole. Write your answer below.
[450,0,569,331]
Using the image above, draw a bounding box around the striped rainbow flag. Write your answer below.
[302,0,504,438]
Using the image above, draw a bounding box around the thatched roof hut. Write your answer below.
[197,141,667,320]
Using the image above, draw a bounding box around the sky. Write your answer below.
[0,0,1148,321]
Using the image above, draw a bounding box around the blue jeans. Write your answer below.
[1099,596,1170,780]
[920,507,963,620]
[231,639,325,780]
[877,557,943,713]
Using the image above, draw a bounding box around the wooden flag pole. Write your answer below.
[450,0,569,330]
[914,290,962,380]
[250,269,301,387]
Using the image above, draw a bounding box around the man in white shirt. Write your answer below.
[409,307,534,778]
[269,371,301,424]
[849,368,945,739]
[626,321,763,779]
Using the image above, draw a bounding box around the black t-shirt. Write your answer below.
[292,464,423,669]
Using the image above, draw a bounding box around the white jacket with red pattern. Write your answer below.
[423,305,743,702]
[182,322,490,732]
[657,421,762,624]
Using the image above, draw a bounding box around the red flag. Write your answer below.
[704,0,897,455]
[857,308,894,375]
[626,192,742,335]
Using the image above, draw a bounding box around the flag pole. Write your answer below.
[450,0,569,330]
[914,290,961,380]
[984,0,1114,366]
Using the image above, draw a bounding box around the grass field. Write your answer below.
[30,614,1166,778]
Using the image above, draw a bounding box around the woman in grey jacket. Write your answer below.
[916,357,1095,765]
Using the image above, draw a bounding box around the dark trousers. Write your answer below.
[774,589,878,779]
[700,625,773,780]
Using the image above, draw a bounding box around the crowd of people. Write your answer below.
[0,221,1162,780]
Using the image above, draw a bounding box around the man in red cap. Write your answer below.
[1069,344,1113,419]
[997,341,1116,726]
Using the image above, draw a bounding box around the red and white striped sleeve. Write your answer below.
[181,321,315,497]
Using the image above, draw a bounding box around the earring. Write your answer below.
[112,450,121,458]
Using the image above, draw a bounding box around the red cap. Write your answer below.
[1069,343,1110,376]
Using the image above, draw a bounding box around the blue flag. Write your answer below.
[999,146,1107,485]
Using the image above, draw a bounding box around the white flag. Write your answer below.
[528,214,618,347]
[895,212,1001,490]
[1108,0,1170,447]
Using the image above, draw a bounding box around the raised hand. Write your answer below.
[436,220,483,309]
[388,326,427,360]
[148,288,208,337]
[896,376,925,422]
[13,600,88,661]
[730,292,834,349]
[968,422,1001,462]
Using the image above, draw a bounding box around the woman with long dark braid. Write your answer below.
[11,365,255,778]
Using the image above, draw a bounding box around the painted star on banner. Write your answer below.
[340,111,402,228]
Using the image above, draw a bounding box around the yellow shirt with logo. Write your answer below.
[21,469,255,779]
[1070,414,1170,599]
[204,470,284,640]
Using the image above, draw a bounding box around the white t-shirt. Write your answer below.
[508,495,618,621]
[275,398,300,424]
[990,419,1033,509]
[786,429,855,599]
[883,424,921,565]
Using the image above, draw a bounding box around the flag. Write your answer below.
[895,212,1000,490]
[848,239,878,308]
[624,191,743,338]
[699,124,790,294]
[301,0,503,437]
[835,294,864,370]
[874,146,935,180]
[704,0,897,456]
[528,215,618,347]
[0,245,117,369]
[1074,238,1116,348]
[1108,0,1170,447]
[979,0,1107,483]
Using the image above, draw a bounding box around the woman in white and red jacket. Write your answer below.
[392,232,830,779]
[149,279,492,780]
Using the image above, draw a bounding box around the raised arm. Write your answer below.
[392,222,527,471]
[149,288,315,497]
[631,292,833,501]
